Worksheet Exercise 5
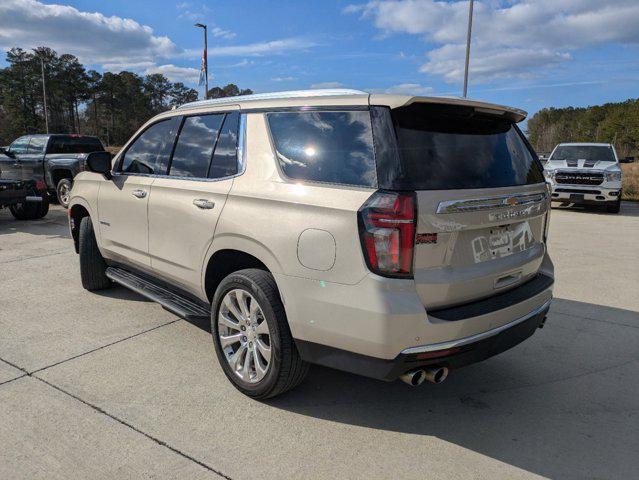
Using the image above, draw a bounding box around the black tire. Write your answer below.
[9,188,49,220]
[606,195,621,214]
[211,269,309,399]
[56,178,73,208]
[78,216,111,291]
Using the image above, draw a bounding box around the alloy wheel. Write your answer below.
[218,289,272,383]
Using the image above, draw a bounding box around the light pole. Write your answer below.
[39,56,49,133]
[462,0,474,98]
[194,23,209,99]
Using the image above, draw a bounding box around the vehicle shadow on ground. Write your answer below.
[0,205,70,238]
[267,298,639,479]
[93,286,153,303]
[552,200,639,217]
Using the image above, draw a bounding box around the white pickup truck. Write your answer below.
[544,143,623,213]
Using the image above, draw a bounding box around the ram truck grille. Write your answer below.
[555,172,604,185]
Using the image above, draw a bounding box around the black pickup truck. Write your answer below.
[0,134,105,208]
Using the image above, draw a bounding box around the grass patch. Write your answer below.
[622,163,639,201]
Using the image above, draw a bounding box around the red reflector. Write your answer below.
[415,347,461,360]
[35,180,46,191]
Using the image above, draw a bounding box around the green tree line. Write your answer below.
[527,99,639,157]
[0,47,252,146]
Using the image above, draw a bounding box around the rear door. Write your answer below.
[21,135,47,182]
[98,117,180,269]
[148,109,240,293]
[375,103,548,310]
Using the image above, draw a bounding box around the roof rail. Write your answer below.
[177,89,368,109]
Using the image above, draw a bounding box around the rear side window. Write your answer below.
[121,117,179,175]
[169,114,224,178]
[209,112,239,179]
[374,104,544,190]
[267,111,376,187]
[47,136,104,154]
[28,136,47,154]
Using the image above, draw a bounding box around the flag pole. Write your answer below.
[463,0,474,98]
[195,23,209,99]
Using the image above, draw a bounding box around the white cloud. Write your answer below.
[272,76,296,82]
[382,83,434,95]
[184,37,318,58]
[0,0,179,64]
[310,81,345,89]
[101,61,201,83]
[211,27,236,40]
[346,0,639,83]
[143,64,201,83]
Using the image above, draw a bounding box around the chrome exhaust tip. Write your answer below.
[399,369,427,386]
[423,366,448,384]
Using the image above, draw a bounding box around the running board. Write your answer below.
[105,267,210,322]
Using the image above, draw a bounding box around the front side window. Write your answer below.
[28,136,47,154]
[169,114,224,178]
[267,110,376,187]
[120,117,179,175]
[9,136,29,154]
[47,136,104,154]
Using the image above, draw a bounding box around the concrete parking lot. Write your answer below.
[1,203,638,480]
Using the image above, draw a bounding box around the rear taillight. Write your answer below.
[358,190,416,278]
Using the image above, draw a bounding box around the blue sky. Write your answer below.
[2,0,639,120]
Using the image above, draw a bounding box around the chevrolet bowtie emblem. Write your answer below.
[505,197,519,206]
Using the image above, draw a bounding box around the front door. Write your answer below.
[148,110,240,293]
[1,136,29,180]
[98,116,180,269]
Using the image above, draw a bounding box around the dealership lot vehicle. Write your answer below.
[68,89,553,398]
[544,142,623,213]
[0,134,105,208]
[0,178,49,220]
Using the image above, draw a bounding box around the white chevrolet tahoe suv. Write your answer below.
[544,143,623,213]
[68,89,554,398]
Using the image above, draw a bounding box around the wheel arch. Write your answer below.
[51,168,74,188]
[202,235,283,303]
[69,200,94,253]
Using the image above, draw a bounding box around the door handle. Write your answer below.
[193,199,215,209]
[132,189,147,199]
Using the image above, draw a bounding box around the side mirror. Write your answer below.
[620,156,635,163]
[86,151,113,179]
[0,147,15,159]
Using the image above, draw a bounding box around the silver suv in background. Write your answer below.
[544,143,623,213]
[69,89,554,398]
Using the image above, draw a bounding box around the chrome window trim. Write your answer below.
[401,299,552,355]
[436,192,547,214]
[112,112,245,183]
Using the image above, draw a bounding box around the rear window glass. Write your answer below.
[267,111,376,187]
[47,136,104,154]
[209,112,239,179]
[169,114,224,178]
[550,145,615,162]
[374,104,544,190]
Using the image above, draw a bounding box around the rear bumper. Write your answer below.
[0,179,35,206]
[296,300,550,381]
